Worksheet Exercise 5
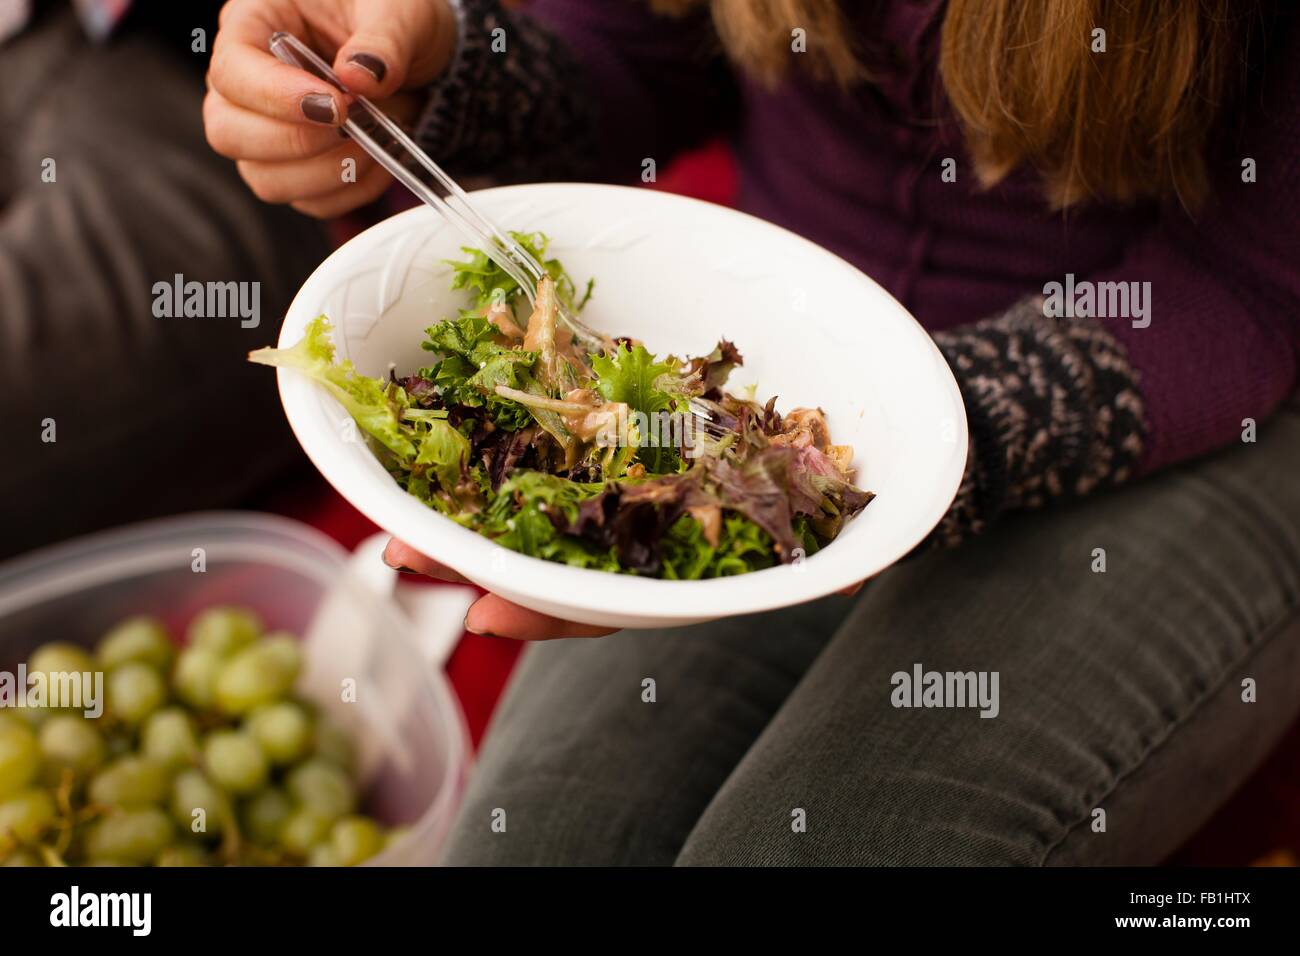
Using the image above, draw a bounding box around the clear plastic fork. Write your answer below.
[269,31,726,437]
[268,31,612,355]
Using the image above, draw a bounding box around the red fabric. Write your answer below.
[644,139,737,206]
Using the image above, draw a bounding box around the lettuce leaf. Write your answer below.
[660,513,776,579]
[422,312,502,365]
[699,446,873,561]
[477,472,618,571]
[419,313,535,430]
[591,343,687,474]
[591,343,676,414]
[249,317,416,463]
[486,471,599,524]
[446,231,593,318]
[414,418,471,498]
[702,450,800,559]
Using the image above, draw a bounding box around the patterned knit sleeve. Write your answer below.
[411,0,600,182]
[412,0,735,184]
[929,11,1300,549]
[926,300,1148,548]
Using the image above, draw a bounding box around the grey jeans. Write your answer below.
[441,399,1300,865]
[0,7,328,559]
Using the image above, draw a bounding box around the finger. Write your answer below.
[333,0,458,94]
[838,580,866,597]
[331,1,416,96]
[289,162,393,218]
[333,30,411,99]
[204,89,343,161]
[464,594,616,641]
[210,6,347,124]
[236,143,378,203]
[382,538,468,584]
[332,1,417,96]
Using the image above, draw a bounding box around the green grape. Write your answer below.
[155,843,207,867]
[4,611,382,869]
[285,758,356,822]
[38,715,105,777]
[172,646,224,710]
[202,731,268,795]
[245,702,312,765]
[97,616,174,671]
[307,842,342,867]
[0,789,56,843]
[106,663,167,726]
[330,816,384,867]
[213,644,298,716]
[261,633,304,676]
[0,722,40,801]
[170,769,230,839]
[26,642,96,710]
[84,807,174,865]
[88,756,169,807]
[313,718,355,770]
[28,642,95,678]
[141,708,199,769]
[280,807,333,855]
[241,787,292,845]
[187,606,261,657]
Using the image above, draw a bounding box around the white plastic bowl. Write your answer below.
[275,183,967,628]
[0,513,470,865]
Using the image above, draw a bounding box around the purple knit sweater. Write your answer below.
[418,0,1299,541]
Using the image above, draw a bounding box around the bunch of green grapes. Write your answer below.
[0,607,403,867]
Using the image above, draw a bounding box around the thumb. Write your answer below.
[333,7,415,98]
[334,1,455,97]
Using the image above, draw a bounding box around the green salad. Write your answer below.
[252,232,872,578]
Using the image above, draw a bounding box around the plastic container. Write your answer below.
[0,512,473,865]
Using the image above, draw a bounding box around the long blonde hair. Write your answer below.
[652,0,1258,209]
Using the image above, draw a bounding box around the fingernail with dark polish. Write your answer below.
[300,93,337,125]
[395,565,420,575]
[348,53,387,83]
